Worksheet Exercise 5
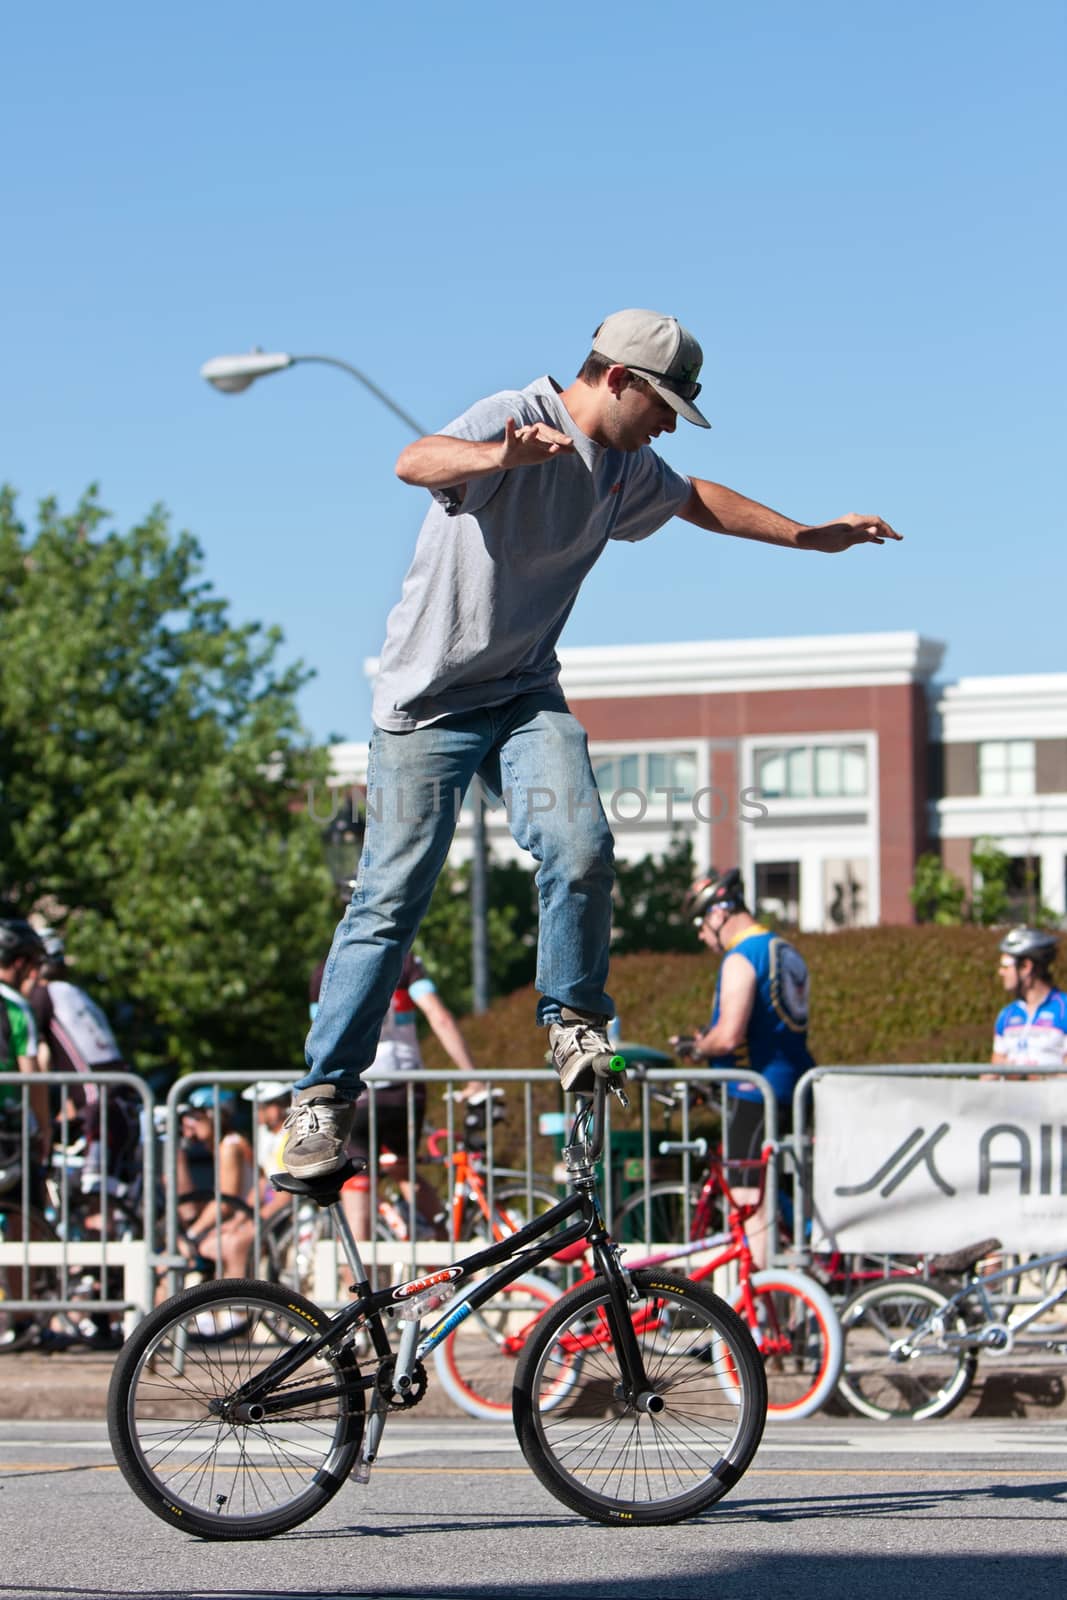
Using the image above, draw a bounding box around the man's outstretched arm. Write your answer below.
[395,418,575,496]
[678,477,902,553]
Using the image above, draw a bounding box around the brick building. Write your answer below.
[327,632,1067,932]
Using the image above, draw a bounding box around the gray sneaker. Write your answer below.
[549,1008,616,1094]
[282,1085,356,1178]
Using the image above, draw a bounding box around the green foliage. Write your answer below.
[969,836,1010,926]
[417,925,1010,1164]
[911,838,1059,930]
[611,834,697,954]
[909,852,967,924]
[416,854,538,1014]
[420,928,1009,1077]
[0,486,337,1074]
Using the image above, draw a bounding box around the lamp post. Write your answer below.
[200,346,492,1013]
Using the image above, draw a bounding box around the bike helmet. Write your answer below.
[184,1086,237,1110]
[682,868,747,926]
[998,927,1058,966]
[0,919,46,966]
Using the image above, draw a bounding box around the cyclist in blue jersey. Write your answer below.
[671,868,814,1164]
[991,927,1066,1078]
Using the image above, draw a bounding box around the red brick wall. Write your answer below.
[569,682,931,925]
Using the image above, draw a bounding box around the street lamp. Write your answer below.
[200,349,426,436]
[200,345,492,1013]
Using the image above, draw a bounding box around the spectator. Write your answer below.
[242,1079,295,1191]
[0,919,50,1178]
[27,928,136,1190]
[991,927,1065,1079]
[671,869,814,1262]
[0,920,49,1348]
[174,1087,257,1279]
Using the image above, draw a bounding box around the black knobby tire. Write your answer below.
[836,1279,977,1422]
[107,1278,364,1539]
[513,1268,767,1525]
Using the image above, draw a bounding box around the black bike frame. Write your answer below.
[230,1106,653,1415]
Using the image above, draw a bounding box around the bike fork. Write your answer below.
[595,1245,662,1413]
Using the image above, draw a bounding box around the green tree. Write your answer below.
[611,834,697,954]
[969,837,1011,926]
[0,486,337,1074]
[909,852,967,925]
[417,854,538,1015]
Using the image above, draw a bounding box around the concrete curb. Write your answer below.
[1,1348,1064,1423]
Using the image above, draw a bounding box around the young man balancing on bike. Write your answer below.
[284,308,901,1181]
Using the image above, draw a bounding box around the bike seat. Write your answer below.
[270,1159,366,1207]
[926,1236,1001,1276]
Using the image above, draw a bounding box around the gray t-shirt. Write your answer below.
[372,375,692,731]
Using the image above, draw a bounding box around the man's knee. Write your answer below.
[540,811,615,889]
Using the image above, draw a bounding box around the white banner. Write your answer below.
[812,1074,1067,1252]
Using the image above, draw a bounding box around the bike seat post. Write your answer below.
[327,1198,370,1293]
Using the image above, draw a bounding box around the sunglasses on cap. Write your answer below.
[625,363,702,402]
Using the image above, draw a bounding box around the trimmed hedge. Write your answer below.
[421,924,1009,1074]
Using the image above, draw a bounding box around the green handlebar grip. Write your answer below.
[608,1055,626,1074]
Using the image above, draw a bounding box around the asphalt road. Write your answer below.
[1,1416,1065,1600]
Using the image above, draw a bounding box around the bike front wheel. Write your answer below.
[108,1278,365,1539]
[729,1267,843,1420]
[513,1269,766,1525]
[836,1280,977,1422]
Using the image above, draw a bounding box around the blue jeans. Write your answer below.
[298,691,616,1099]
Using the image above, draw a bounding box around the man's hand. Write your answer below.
[670,1034,704,1063]
[498,416,576,469]
[794,514,903,553]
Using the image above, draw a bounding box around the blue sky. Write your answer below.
[3,1,1064,741]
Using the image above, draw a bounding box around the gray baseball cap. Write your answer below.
[591,308,711,428]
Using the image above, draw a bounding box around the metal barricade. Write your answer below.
[271,1066,779,1304]
[0,1071,155,1337]
[161,1071,298,1300]
[790,1061,1067,1267]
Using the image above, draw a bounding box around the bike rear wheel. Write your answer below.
[513,1269,766,1525]
[836,1280,977,1421]
[107,1278,364,1539]
[729,1267,843,1420]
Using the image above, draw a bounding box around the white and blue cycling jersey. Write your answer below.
[993,988,1067,1070]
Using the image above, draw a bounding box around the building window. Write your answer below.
[755,861,800,927]
[593,749,697,803]
[978,740,1035,797]
[754,743,868,801]
[753,748,809,799]
[814,745,867,798]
